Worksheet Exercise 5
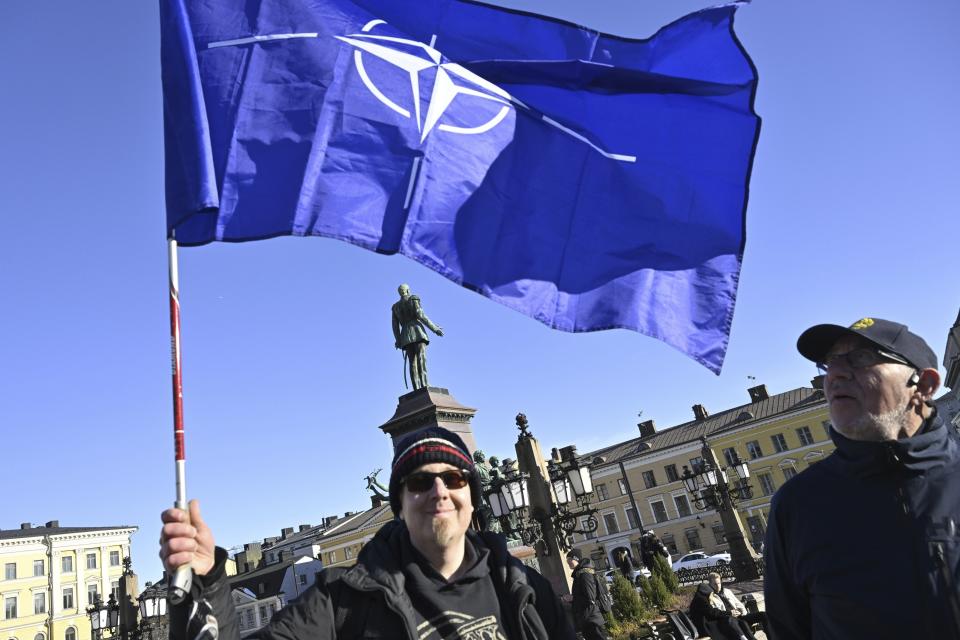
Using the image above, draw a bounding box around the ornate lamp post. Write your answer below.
[137,582,168,640]
[87,594,120,640]
[680,437,761,582]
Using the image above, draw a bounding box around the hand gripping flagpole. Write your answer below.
[167,235,193,604]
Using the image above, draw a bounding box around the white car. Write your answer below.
[671,551,732,571]
[604,566,652,585]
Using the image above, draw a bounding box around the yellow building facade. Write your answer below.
[0,524,136,640]
[571,383,831,570]
[317,504,393,569]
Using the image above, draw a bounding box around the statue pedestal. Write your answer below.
[380,386,478,454]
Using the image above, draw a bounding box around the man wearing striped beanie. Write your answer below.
[161,425,575,640]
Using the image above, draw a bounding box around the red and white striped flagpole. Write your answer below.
[167,235,193,604]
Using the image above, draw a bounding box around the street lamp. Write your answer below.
[136,581,168,640]
[87,594,119,640]
[679,438,760,582]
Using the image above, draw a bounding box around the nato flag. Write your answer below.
[161,0,760,373]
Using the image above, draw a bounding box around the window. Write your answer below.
[642,471,657,489]
[746,441,763,460]
[664,464,679,483]
[62,556,73,573]
[5,596,17,619]
[34,593,45,615]
[771,433,788,453]
[111,581,120,601]
[87,584,99,606]
[246,610,256,627]
[822,420,832,438]
[581,517,597,540]
[617,479,628,495]
[65,629,76,640]
[783,466,798,481]
[722,447,738,467]
[327,551,337,564]
[345,547,354,560]
[298,574,307,586]
[109,551,120,567]
[63,588,74,610]
[596,484,609,500]
[684,528,702,551]
[603,513,620,535]
[796,426,814,446]
[4,563,15,580]
[259,606,267,620]
[673,494,692,518]
[758,472,777,496]
[662,534,678,555]
[650,500,669,524]
[625,507,640,530]
[33,561,44,577]
[711,523,726,545]
[86,553,97,570]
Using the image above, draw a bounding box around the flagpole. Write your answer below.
[167,235,193,604]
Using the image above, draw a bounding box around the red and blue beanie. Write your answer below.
[388,427,480,516]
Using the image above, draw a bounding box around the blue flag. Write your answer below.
[161,0,760,374]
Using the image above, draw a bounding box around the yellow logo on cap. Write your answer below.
[850,318,875,330]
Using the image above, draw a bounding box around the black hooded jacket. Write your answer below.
[764,412,960,639]
[172,520,575,640]
[570,558,605,629]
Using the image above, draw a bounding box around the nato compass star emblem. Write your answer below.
[205,23,635,162]
[335,20,513,143]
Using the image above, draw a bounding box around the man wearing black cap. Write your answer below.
[764,317,960,639]
[565,549,608,640]
[160,426,575,640]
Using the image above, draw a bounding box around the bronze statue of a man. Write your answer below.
[391,284,443,390]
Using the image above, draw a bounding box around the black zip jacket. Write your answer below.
[570,559,604,629]
[171,520,575,640]
[764,412,960,639]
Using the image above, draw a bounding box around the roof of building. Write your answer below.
[0,525,136,541]
[319,503,392,541]
[586,386,825,468]
[228,556,298,596]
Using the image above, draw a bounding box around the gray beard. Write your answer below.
[836,404,912,441]
[431,517,458,548]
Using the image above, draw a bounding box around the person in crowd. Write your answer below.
[160,426,575,640]
[565,549,608,640]
[689,580,755,640]
[765,317,960,639]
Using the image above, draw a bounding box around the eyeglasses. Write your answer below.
[403,470,470,493]
[816,348,910,374]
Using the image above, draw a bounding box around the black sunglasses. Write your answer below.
[403,469,470,493]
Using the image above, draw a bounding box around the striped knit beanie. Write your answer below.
[388,427,481,516]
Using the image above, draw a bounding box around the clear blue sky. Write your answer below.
[2,0,958,583]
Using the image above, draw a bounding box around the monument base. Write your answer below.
[380,386,478,454]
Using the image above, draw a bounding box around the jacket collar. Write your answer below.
[828,410,957,477]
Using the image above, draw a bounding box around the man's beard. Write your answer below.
[837,404,912,441]
[431,516,460,547]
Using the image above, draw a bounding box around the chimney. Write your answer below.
[20,522,32,530]
[637,420,656,438]
[298,524,311,532]
[747,384,769,403]
[811,375,825,390]
[371,494,384,508]
[692,404,709,421]
[45,520,59,528]
[281,527,294,538]
[550,448,561,463]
